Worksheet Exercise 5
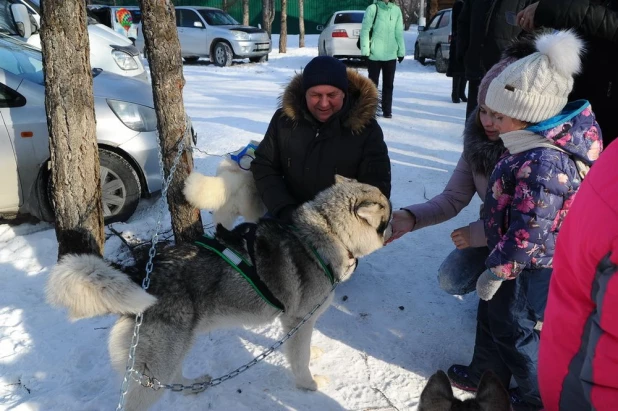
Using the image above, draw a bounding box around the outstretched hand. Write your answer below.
[384,209,416,244]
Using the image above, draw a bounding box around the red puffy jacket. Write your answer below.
[539,140,618,410]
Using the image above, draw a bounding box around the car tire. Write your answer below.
[435,46,448,73]
[213,42,233,67]
[414,43,426,65]
[46,150,142,224]
[183,56,200,64]
[249,55,267,63]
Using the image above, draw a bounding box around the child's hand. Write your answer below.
[476,269,505,301]
[451,226,471,249]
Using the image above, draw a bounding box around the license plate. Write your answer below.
[256,44,269,50]
[353,29,360,36]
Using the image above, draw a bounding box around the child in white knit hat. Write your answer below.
[452,30,603,410]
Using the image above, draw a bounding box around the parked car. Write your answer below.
[0,34,196,223]
[173,6,270,66]
[415,8,451,73]
[1,0,149,82]
[317,10,364,59]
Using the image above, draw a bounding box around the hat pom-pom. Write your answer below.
[535,29,584,78]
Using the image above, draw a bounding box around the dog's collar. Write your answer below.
[288,225,338,285]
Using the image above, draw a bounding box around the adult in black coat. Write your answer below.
[251,56,391,222]
[457,0,531,117]
[518,0,618,147]
[447,0,468,103]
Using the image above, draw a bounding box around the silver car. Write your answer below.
[317,10,365,59]
[174,6,271,66]
[414,8,452,73]
[0,34,195,223]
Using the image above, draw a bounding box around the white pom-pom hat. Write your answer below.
[485,30,585,123]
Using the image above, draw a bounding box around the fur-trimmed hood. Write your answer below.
[279,68,378,134]
[462,107,506,177]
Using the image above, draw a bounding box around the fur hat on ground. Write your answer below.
[486,30,584,123]
[302,56,349,93]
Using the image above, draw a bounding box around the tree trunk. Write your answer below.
[429,0,439,19]
[222,0,228,12]
[298,0,304,48]
[262,0,274,37]
[139,0,203,244]
[279,0,287,53]
[40,0,105,259]
[243,0,249,25]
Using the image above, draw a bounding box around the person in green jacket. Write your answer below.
[360,0,405,119]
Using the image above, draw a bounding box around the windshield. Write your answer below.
[197,9,239,26]
[0,34,44,84]
[0,2,18,34]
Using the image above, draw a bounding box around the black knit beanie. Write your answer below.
[302,56,348,93]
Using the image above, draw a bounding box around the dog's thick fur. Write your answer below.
[183,158,266,228]
[47,177,391,411]
[418,370,511,411]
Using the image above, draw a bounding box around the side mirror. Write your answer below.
[418,26,425,32]
[258,23,262,29]
[316,25,324,32]
[10,4,33,38]
[193,21,204,28]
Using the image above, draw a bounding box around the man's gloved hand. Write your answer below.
[398,56,404,64]
[277,205,297,224]
[476,269,505,301]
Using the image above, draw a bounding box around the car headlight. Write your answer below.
[112,50,139,70]
[230,30,250,41]
[107,100,157,132]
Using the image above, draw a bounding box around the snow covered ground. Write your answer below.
[1,31,483,410]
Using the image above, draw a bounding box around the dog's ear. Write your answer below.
[334,174,357,184]
[475,371,511,411]
[418,370,456,411]
[356,201,386,227]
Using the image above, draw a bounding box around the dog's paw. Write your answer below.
[310,346,324,361]
[295,377,318,391]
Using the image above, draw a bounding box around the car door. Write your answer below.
[0,83,21,211]
[425,12,444,56]
[176,8,207,56]
[435,10,451,51]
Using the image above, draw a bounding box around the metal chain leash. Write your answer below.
[116,119,190,411]
[132,282,338,394]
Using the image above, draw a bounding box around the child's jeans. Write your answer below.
[437,247,490,295]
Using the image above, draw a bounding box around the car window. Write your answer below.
[176,9,202,28]
[0,83,25,108]
[197,9,239,26]
[428,13,441,29]
[0,2,18,34]
[333,12,364,24]
[0,40,44,85]
[438,11,450,28]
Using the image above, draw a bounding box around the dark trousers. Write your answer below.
[466,79,480,119]
[452,76,467,101]
[467,268,552,407]
[368,59,397,116]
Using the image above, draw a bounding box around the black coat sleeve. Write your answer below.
[250,111,298,217]
[356,121,391,199]
[536,0,618,43]
[457,0,472,61]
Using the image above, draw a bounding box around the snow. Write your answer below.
[0,31,482,410]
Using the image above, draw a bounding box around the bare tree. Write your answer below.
[262,0,275,37]
[429,0,439,20]
[298,0,305,48]
[395,0,421,29]
[279,0,287,53]
[139,0,203,244]
[242,0,249,25]
[40,0,105,258]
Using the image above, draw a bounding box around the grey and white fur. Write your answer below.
[46,176,392,411]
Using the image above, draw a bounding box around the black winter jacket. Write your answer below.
[251,70,391,218]
[535,0,618,146]
[447,0,466,77]
[457,0,530,81]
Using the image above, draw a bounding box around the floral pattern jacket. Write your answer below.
[484,101,603,279]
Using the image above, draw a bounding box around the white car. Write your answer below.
[317,10,364,59]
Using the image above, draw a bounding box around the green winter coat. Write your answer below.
[360,1,405,61]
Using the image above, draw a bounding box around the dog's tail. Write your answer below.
[183,171,231,210]
[46,254,157,321]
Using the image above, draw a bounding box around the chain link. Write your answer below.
[132,282,338,393]
[117,119,191,411]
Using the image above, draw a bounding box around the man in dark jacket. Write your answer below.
[251,56,391,222]
[457,0,531,117]
[517,0,618,147]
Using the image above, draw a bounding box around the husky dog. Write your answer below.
[418,370,511,411]
[183,158,266,229]
[47,176,391,411]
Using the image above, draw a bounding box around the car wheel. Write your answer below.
[183,56,200,64]
[414,43,426,65]
[435,46,448,73]
[213,42,233,67]
[249,55,267,63]
[46,150,142,224]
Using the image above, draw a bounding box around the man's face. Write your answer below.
[305,85,345,123]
